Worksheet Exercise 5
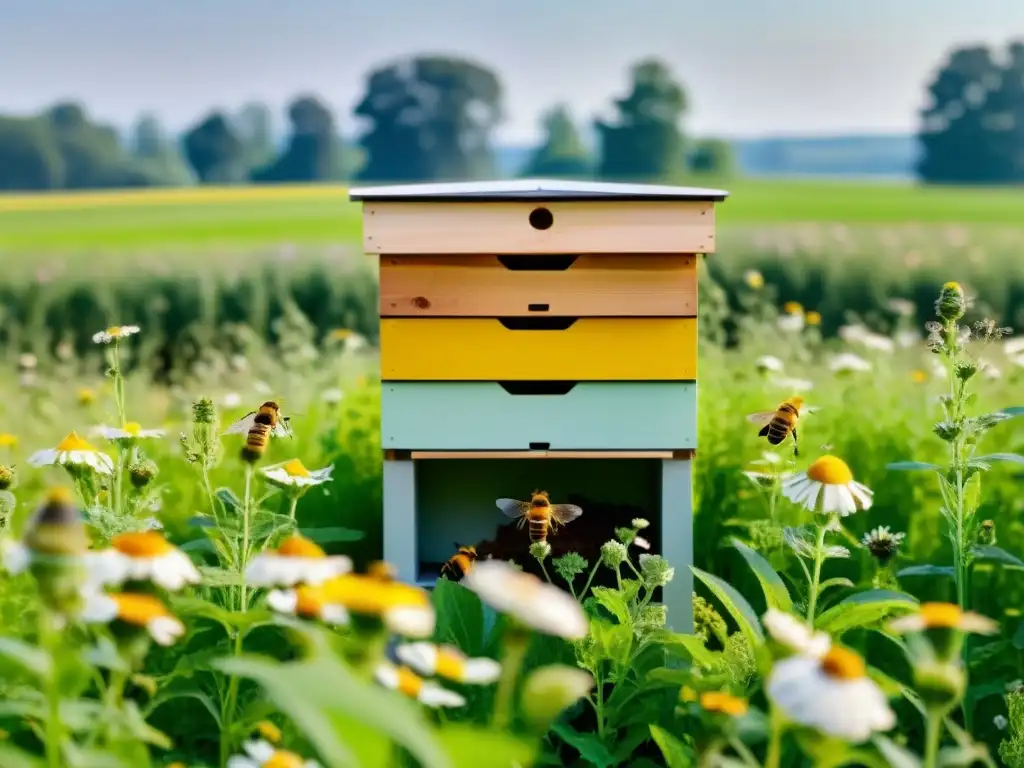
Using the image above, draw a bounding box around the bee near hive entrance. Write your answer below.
[350,179,727,632]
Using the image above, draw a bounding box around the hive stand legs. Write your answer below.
[382,459,418,584]
[660,459,694,633]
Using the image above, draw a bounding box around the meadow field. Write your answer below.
[1,180,1024,767]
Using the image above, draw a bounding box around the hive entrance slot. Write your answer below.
[497,381,578,395]
[528,303,550,312]
[497,255,578,271]
[529,442,551,450]
[497,317,577,331]
[528,207,554,230]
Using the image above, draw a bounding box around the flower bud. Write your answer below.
[936,282,966,322]
[129,459,159,489]
[913,659,965,712]
[25,488,89,617]
[639,553,675,588]
[0,465,14,491]
[600,541,628,569]
[528,541,551,562]
[192,398,216,425]
[521,665,594,732]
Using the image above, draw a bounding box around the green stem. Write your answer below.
[39,611,63,768]
[593,666,606,739]
[924,711,943,768]
[492,629,530,731]
[765,707,784,768]
[287,494,299,522]
[578,558,602,603]
[805,521,828,625]
[537,558,553,584]
[110,342,127,518]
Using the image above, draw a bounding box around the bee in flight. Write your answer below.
[746,396,816,456]
[440,543,478,582]
[496,490,583,544]
[224,400,292,462]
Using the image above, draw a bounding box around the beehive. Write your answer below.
[348,179,728,631]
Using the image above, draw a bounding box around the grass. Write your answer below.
[3,178,1024,251]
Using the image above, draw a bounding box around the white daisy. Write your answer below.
[321,388,344,405]
[756,355,785,373]
[245,534,352,588]
[888,602,999,636]
[374,662,466,708]
[895,330,920,349]
[780,455,873,517]
[859,332,896,353]
[81,592,185,646]
[227,739,319,768]
[221,392,242,409]
[92,325,140,344]
[828,353,871,374]
[92,422,166,441]
[261,459,334,490]
[85,531,200,591]
[767,646,895,742]
[1003,337,1024,357]
[770,376,814,392]
[28,432,114,474]
[778,313,805,333]
[463,560,588,640]
[762,608,831,658]
[266,586,350,626]
[395,642,502,684]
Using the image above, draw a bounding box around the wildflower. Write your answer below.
[694,594,728,644]
[254,721,282,744]
[632,518,650,530]
[743,269,764,289]
[552,552,587,584]
[888,298,916,317]
[805,311,822,326]
[600,540,628,568]
[633,536,651,550]
[321,388,344,405]
[783,301,803,315]
[82,592,185,646]
[521,665,594,730]
[699,691,749,717]
[755,355,784,374]
[395,642,501,684]
[221,392,242,409]
[862,527,905,564]
[128,459,159,489]
[778,313,805,333]
[896,330,920,348]
[529,541,551,561]
[86,531,201,591]
[76,387,97,406]
[639,554,674,588]
[0,434,17,449]
[227,740,320,768]
[780,455,873,517]
[770,376,814,392]
[766,646,895,742]
[743,451,785,483]
[18,353,37,371]
[936,281,966,322]
[463,560,588,640]
[0,465,14,491]
[245,534,352,588]
[28,432,114,475]
[860,333,895,353]
[92,325,141,344]
[1004,337,1024,357]
[374,662,465,708]
[762,608,831,657]
[93,422,167,441]
[828,352,871,374]
[888,603,998,636]
[192,398,217,424]
[911,369,928,384]
[268,572,435,637]
[261,459,333,492]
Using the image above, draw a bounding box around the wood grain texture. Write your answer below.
[380,317,698,380]
[379,254,697,317]
[382,381,697,450]
[362,200,716,255]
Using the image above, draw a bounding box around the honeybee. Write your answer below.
[440,543,478,582]
[746,396,815,456]
[224,400,292,461]
[496,490,583,544]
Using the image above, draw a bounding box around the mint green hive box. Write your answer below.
[348,179,728,631]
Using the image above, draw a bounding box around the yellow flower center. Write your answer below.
[330,328,353,340]
[281,459,311,478]
[820,646,866,680]
[77,388,96,405]
[112,531,174,558]
[277,534,325,559]
[943,281,962,292]
[106,326,122,336]
[0,434,17,447]
[806,455,854,485]
[805,311,821,326]
[911,370,928,384]
[918,602,963,629]
[367,561,396,581]
[396,666,424,698]
[256,720,282,744]
[294,585,327,617]
[679,686,698,703]
[435,647,466,680]
[122,422,142,436]
[745,271,764,289]
[265,751,305,768]
[783,301,803,315]
[55,431,96,452]
[318,574,429,616]
[112,593,172,626]
[699,691,749,716]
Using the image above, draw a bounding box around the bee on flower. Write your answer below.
[245,533,352,588]
[82,592,185,646]
[28,432,114,475]
[92,325,141,345]
[92,422,167,441]
[780,455,873,517]
[227,739,320,768]
[85,531,201,591]
[395,642,502,684]
[374,662,466,708]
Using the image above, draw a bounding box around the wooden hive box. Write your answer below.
[348,179,728,631]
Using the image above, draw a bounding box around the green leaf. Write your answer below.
[972,453,1024,466]
[217,625,451,768]
[871,736,922,768]
[0,637,51,677]
[298,526,365,544]
[180,537,215,554]
[818,577,855,594]
[592,587,632,625]
[0,745,44,768]
[198,565,243,587]
[214,487,243,513]
[187,515,217,529]
[171,595,274,632]
[437,725,536,768]
[650,725,695,768]
[691,566,764,646]
[896,564,955,578]
[731,538,793,611]
[655,632,718,668]
[972,545,1024,568]
[431,578,486,655]
[886,461,941,472]
[144,688,222,727]
[551,721,616,768]
[815,590,918,636]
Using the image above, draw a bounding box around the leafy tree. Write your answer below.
[236,101,276,171]
[252,95,339,183]
[689,138,736,176]
[132,113,165,159]
[0,117,66,190]
[130,112,195,186]
[595,59,687,181]
[44,101,152,188]
[355,55,502,182]
[522,104,591,178]
[182,111,245,183]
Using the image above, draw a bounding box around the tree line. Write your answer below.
[0,40,1021,192]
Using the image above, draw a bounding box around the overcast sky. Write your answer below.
[2,0,1022,142]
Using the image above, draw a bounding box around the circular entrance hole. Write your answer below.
[528,207,554,230]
